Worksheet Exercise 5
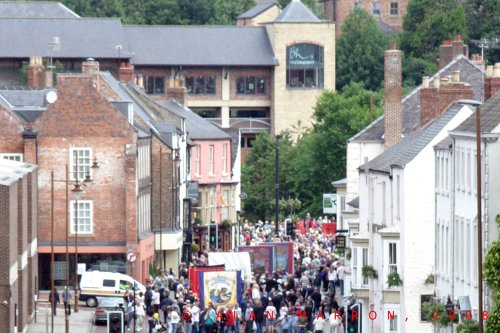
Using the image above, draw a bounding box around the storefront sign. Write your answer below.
[187,181,199,199]
[287,44,322,67]
[336,235,346,249]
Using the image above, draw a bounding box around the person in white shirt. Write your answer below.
[328,267,338,294]
[312,312,325,333]
[152,287,161,313]
[170,307,181,333]
[329,310,342,333]
[336,263,345,296]
[192,300,201,333]
[135,299,145,332]
[265,301,277,333]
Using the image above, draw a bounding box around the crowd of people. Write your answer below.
[122,214,349,333]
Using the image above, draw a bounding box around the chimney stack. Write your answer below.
[166,77,187,106]
[82,58,99,90]
[118,60,134,82]
[484,63,500,100]
[438,35,467,69]
[384,43,403,149]
[420,71,474,126]
[27,56,44,89]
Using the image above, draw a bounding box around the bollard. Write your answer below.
[148,317,154,333]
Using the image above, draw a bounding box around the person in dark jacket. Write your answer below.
[49,288,60,316]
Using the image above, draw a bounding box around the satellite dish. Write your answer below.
[45,91,58,104]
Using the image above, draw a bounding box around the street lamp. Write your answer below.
[275,135,280,236]
[445,296,455,331]
[71,184,82,313]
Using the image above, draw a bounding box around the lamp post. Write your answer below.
[159,146,164,271]
[50,171,55,333]
[275,135,280,236]
[72,184,82,313]
[476,106,484,333]
[64,165,69,333]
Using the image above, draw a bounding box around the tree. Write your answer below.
[209,0,256,25]
[466,0,500,63]
[336,8,388,91]
[400,0,468,61]
[485,215,500,332]
[241,133,295,221]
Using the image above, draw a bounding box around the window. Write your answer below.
[382,181,386,223]
[103,279,115,287]
[221,190,230,221]
[0,153,23,162]
[195,145,200,176]
[372,2,381,16]
[445,158,449,192]
[193,108,218,118]
[388,242,397,273]
[286,43,324,88]
[390,2,398,16]
[389,313,398,332]
[208,145,214,175]
[70,200,93,234]
[186,76,216,95]
[384,305,400,332]
[467,151,471,191]
[145,76,165,95]
[396,175,401,219]
[352,248,358,286]
[230,109,268,118]
[70,148,92,181]
[222,143,228,175]
[241,137,256,148]
[353,2,363,9]
[420,295,433,321]
[236,77,266,94]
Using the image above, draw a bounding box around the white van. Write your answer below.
[79,271,146,307]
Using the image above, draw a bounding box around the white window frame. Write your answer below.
[195,145,201,176]
[208,145,214,176]
[372,2,381,16]
[70,147,92,181]
[384,240,400,288]
[352,247,358,287]
[0,153,23,162]
[222,143,228,175]
[383,304,400,333]
[390,2,399,16]
[69,200,93,235]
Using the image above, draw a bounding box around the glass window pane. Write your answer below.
[186,77,194,93]
[256,77,266,94]
[237,77,245,94]
[206,77,216,94]
[246,77,255,94]
[196,77,205,94]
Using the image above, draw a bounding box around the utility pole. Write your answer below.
[476,106,484,333]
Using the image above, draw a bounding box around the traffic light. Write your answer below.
[209,223,218,249]
[108,311,124,333]
[286,220,292,237]
[347,304,360,333]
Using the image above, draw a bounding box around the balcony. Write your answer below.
[208,117,271,133]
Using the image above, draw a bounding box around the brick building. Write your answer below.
[318,0,407,35]
[0,159,38,333]
[0,0,335,152]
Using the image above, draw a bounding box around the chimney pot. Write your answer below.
[440,77,448,85]
[494,63,500,78]
[452,71,460,82]
[455,35,461,41]
[486,65,494,77]
[433,78,440,89]
[422,76,430,88]
[391,42,397,50]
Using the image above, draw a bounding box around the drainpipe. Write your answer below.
[483,140,490,311]
[451,138,456,312]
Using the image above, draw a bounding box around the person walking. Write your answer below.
[204,303,217,333]
[49,287,60,316]
[170,306,181,333]
[135,299,145,332]
[244,304,254,333]
[192,300,201,333]
[62,287,72,316]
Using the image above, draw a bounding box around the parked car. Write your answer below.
[94,297,127,325]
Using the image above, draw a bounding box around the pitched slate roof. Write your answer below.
[0,89,52,122]
[360,102,467,173]
[0,1,79,18]
[0,18,129,59]
[274,0,320,22]
[452,92,500,133]
[157,100,230,141]
[434,137,453,150]
[350,55,486,143]
[238,3,277,19]
[124,26,277,66]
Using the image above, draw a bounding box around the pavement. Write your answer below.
[28,302,95,333]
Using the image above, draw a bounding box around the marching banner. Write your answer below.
[238,246,273,276]
[189,265,225,298]
[198,271,242,309]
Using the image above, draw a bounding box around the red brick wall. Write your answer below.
[229,68,272,101]
[437,83,473,114]
[420,87,438,126]
[151,136,174,231]
[0,106,24,154]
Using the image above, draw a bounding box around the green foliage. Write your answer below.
[457,319,479,333]
[278,0,323,19]
[387,271,403,287]
[486,295,500,333]
[484,241,500,291]
[336,9,388,91]
[465,0,500,64]
[403,56,437,88]
[222,219,233,228]
[424,273,435,285]
[400,0,468,61]
[59,0,256,25]
[421,301,458,326]
[362,265,378,279]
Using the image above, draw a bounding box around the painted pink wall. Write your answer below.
[190,139,232,184]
